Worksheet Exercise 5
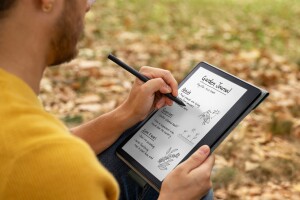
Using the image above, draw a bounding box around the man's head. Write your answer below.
[0,0,94,67]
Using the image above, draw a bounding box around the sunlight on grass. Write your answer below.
[86,0,300,62]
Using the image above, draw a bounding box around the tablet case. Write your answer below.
[116,61,269,191]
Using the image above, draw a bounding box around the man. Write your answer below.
[0,0,215,199]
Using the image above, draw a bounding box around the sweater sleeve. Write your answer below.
[2,138,119,200]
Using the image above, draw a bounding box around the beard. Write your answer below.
[48,1,84,66]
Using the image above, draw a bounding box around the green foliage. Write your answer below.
[290,104,300,118]
[88,0,300,61]
[270,114,293,136]
[248,157,300,182]
[212,166,239,189]
[62,115,83,127]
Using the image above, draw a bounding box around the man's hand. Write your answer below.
[158,145,215,200]
[121,66,179,124]
[72,66,178,154]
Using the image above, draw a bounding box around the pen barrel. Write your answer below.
[108,53,185,106]
[108,54,149,82]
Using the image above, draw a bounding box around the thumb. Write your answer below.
[181,145,210,172]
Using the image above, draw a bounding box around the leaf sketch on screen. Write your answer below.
[157,147,180,170]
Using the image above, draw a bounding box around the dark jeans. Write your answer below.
[97,125,214,200]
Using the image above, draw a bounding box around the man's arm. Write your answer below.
[71,66,178,154]
[71,102,138,154]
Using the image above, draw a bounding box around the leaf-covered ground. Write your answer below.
[40,0,300,199]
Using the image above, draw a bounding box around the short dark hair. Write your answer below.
[0,0,17,19]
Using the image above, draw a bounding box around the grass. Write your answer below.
[270,114,294,136]
[62,115,83,127]
[290,104,300,118]
[85,0,300,62]
[247,157,300,182]
[212,166,239,189]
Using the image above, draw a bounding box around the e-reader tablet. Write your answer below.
[116,61,269,191]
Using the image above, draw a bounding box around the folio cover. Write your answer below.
[116,61,269,191]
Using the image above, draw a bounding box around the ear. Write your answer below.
[40,0,55,13]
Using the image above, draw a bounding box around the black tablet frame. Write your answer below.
[116,61,264,191]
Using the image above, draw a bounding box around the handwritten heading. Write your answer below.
[201,75,232,94]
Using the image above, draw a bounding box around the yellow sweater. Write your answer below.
[0,68,119,200]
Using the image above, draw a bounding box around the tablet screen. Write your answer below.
[122,67,247,181]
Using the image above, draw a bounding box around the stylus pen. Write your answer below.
[108,53,186,106]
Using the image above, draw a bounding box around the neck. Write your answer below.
[0,19,48,95]
[0,52,45,94]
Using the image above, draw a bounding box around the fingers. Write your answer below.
[165,97,173,106]
[142,78,171,96]
[195,155,215,173]
[130,66,178,111]
[159,146,214,200]
[179,145,211,173]
[192,154,215,176]
[190,154,215,192]
[140,66,179,97]
[143,77,177,109]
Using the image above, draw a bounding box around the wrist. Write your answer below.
[115,100,141,130]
